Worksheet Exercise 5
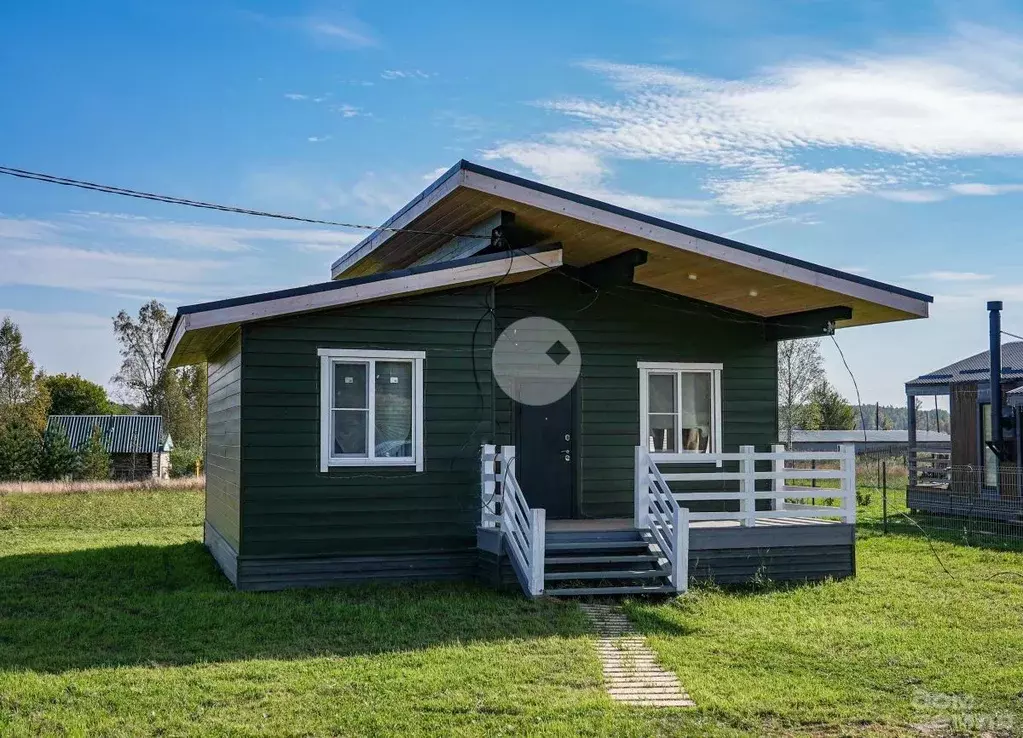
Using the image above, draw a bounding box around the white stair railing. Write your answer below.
[636,444,857,526]
[481,444,545,596]
[634,447,689,593]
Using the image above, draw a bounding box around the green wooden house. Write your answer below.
[164,160,932,596]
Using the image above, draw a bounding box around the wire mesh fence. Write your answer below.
[855,447,1023,550]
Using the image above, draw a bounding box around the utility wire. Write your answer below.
[0,165,493,240]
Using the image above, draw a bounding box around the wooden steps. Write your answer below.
[541,528,674,597]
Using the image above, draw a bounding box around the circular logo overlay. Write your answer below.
[493,317,581,406]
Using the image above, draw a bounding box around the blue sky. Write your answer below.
[2,0,1023,406]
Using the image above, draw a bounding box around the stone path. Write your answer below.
[579,602,695,708]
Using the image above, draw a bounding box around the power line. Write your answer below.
[0,165,493,240]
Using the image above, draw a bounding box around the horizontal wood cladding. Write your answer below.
[206,330,242,551]
[236,551,478,591]
[495,276,778,519]
[689,544,855,584]
[204,521,239,586]
[239,287,494,557]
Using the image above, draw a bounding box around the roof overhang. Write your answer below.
[164,247,562,367]
[332,161,932,328]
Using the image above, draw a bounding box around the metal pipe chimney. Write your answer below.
[989,300,1004,453]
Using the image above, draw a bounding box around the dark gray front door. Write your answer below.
[517,390,575,519]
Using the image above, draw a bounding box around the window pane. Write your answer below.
[648,414,676,452]
[333,409,367,455]
[375,361,413,458]
[680,372,712,452]
[333,363,367,409]
[648,373,677,413]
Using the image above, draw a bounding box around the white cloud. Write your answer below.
[0,309,118,388]
[381,69,431,80]
[837,265,870,275]
[948,182,1023,196]
[307,135,332,143]
[487,26,1023,215]
[301,17,377,48]
[909,271,992,282]
[482,142,710,218]
[0,217,67,240]
[70,212,365,253]
[334,104,364,118]
[284,93,308,101]
[877,189,950,203]
[0,244,229,295]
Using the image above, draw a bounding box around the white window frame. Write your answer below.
[318,348,425,472]
[638,361,723,462]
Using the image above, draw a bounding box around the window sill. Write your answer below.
[324,457,420,469]
[649,451,723,468]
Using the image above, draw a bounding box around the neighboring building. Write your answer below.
[46,415,173,480]
[164,160,931,596]
[905,335,1023,520]
[788,429,950,454]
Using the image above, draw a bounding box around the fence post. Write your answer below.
[529,508,546,596]
[481,444,496,528]
[882,460,888,535]
[673,506,689,593]
[771,443,786,512]
[839,444,857,524]
[634,446,650,529]
[740,445,756,527]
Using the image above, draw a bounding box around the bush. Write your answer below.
[170,445,202,478]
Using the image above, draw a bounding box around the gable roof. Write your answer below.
[164,246,561,366]
[330,160,931,328]
[46,415,172,454]
[906,341,1023,388]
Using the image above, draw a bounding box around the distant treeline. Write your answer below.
[851,404,951,433]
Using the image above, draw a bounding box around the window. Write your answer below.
[981,402,998,488]
[318,349,425,471]
[638,362,722,457]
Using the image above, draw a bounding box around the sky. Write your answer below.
[2,0,1023,407]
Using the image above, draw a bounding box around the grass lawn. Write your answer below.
[2,490,1022,736]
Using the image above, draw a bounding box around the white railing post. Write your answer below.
[839,444,857,524]
[672,506,689,593]
[771,443,786,512]
[529,508,545,596]
[634,446,651,529]
[739,445,756,527]
[481,444,497,527]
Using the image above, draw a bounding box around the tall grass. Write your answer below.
[0,476,204,495]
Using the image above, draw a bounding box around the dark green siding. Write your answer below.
[239,287,493,558]
[495,275,778,519]
[206,330,242,550]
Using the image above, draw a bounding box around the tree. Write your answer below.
[38,424,79,480]
[44,373,111,416]
[778,339,825,446]
[0,416,41,481]
[0,316,50,429]
[77,425,111,480]
[807,380,857,430]
[112,301,173,413]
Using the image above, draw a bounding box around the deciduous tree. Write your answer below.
[0,316,50,429]
[778,339,824,446]
[44,373,111,416]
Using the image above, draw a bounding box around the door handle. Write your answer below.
[560,449,571,454]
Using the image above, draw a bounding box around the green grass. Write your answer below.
[1,490,1022,736]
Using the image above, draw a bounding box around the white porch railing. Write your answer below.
[481,444,545,596]
[635,444,857,527]
[634,447,689,593]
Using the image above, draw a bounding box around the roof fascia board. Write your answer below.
[165,248,562,363]
[460,168,930,319]
[330,164,467,278]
